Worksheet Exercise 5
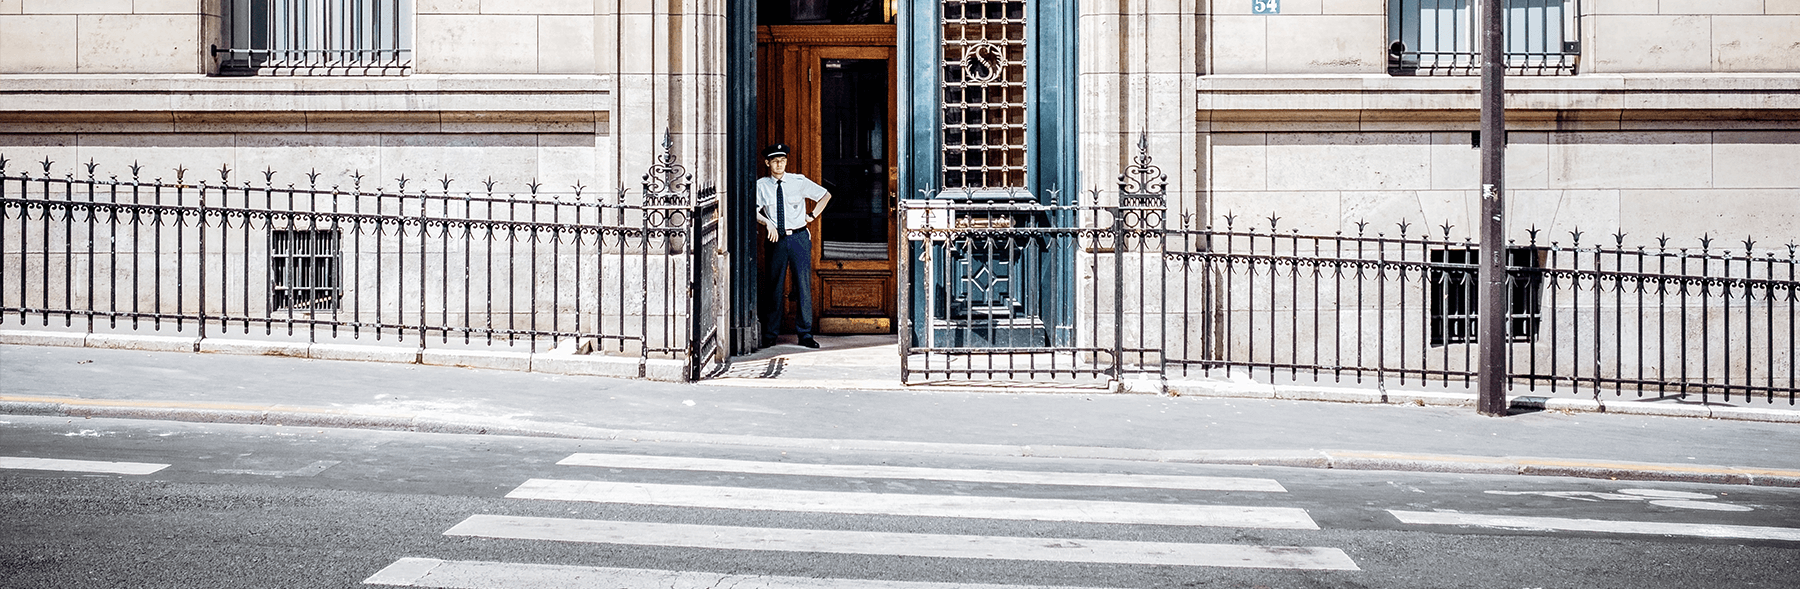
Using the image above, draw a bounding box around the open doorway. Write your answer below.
[757,7,898,340]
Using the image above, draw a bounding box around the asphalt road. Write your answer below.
[4,416,1799,589]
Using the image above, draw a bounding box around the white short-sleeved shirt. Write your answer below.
[756,173,828,233]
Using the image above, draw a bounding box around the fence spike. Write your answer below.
[1440,222,1454,237]
[85,159,98,177]
[0,154,9,175]
[1397,219,1411,235]
[129,161,142,180]
[219,164,231,184]
[350,170,364,189]
[528,180,541,194]
[1354,220,1369,235]
[1743,235,1756,252]
[40,157,53,173]
[1657,234,1670,249]
[1267,213,1281,232]
[1526,225,1540,243]
[571,181,585,197]
[263,167,277,185]
[1699,234,1713,250]
[1223,211,1237,227]
[1569,227,1583,245]
[483,176,498,193]
[440,174,454,191]
[1613,231,1627,246]
[395,175,409,191]
[174,165,187,183]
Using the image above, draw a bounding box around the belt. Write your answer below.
[781,227,808,237]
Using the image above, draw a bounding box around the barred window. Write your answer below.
[270,229,342,311]
[1429,247,1544,345]
[1388,0,1578,76]
[216,0,413,75]
[941,1,1028,189]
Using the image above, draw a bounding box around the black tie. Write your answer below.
[775,179,786,233]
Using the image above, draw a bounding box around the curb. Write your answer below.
[0,330,687,383]
[1165,379,1800,424]
[5,396,1798,489]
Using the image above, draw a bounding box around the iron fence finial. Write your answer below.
[395,174,409,191]
[440,174,454,191]
[219,164,231,184]
[129,161,142,180]
[0,154,9,174]
[85,159,98,177]
[174,165,187,183]
[40,157,53,173]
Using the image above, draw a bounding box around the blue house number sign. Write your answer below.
[1252,0,1279,14]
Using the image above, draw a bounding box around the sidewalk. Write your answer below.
[3,340,1799,487]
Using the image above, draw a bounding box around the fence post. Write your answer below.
[1477,0,1509,416]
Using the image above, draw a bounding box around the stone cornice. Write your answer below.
[1197,74,1800,130]
[0,74,616,114]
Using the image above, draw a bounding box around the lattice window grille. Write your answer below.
[941,1,1029,189]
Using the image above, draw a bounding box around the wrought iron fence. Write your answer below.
[0,137,723,379]
[901,139,1797,404]
[1158,220,1798,404]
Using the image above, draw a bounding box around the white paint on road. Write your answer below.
[213,460,340,477]
[1390,510,1800,541]
[507,479,1318,529]
[558,452,1286,492]
[364,558,1127,588]
[442,515,1361,571]
[0,456,168,475]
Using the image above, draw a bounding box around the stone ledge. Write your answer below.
[1,328,672,382]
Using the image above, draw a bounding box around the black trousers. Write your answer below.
[761,229,813,340]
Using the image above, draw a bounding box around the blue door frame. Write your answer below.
[899,0,1080,347]
[729,2,1078,354]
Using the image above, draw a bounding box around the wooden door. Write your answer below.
[759,25,897,335]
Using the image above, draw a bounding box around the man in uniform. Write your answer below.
[757,143,832,349]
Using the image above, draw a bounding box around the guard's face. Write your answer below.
[765,155,788,176]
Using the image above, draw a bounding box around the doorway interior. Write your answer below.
[757,10,898,338]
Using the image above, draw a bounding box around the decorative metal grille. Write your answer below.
[215,0,413,75]
[269,229,342,311]
[1388,0,1578,76]
[941,1,1028,189]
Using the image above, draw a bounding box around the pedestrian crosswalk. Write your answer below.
[0,456,168,475]
[365,452,1361,588]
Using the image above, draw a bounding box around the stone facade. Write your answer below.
[1,1,1794,366]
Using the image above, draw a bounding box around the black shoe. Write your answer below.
[798,337,820,349]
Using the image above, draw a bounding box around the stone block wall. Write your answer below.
[0,0,217,74]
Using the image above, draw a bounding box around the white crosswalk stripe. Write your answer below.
[367,452,1360,586]
[443,515,1361,571]
[365,558,1128,589]
[508,478,1319,529]
[0,456,168,475]
[1390,510,1800,542]
[559,452,1287,492]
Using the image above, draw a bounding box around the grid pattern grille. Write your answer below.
[269,229,342,311]
[941,1,1028,189]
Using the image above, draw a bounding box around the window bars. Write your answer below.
[941,1,1029,189]
[215,0,414,75]
[1388,0,1579,76]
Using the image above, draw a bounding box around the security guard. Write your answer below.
[756,143,832,348]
